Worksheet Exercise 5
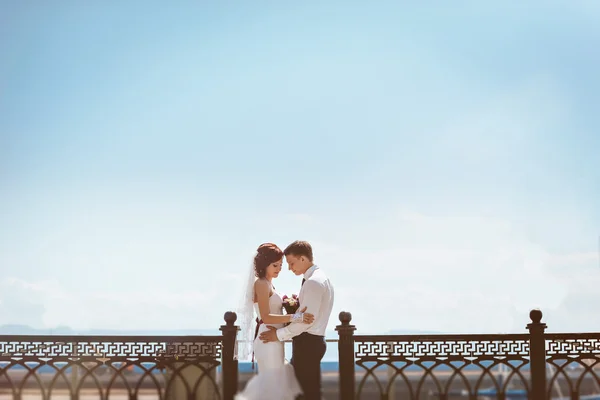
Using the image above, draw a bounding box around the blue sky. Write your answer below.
[1,1,599,339]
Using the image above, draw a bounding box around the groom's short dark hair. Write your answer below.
[284,240,313,262]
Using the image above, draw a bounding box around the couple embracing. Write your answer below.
[236,240,335,400]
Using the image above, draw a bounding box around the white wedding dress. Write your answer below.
[235,288,303,400]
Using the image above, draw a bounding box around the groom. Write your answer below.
[259,240,335,400]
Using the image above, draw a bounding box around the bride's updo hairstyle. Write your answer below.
[254,243,283,279]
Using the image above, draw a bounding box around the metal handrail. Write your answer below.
[235,339,338,343]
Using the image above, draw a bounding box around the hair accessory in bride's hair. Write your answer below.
[257,242,278,252]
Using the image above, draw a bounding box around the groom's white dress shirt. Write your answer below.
[276,264,334,342]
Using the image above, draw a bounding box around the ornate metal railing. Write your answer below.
[545,333,600,399]
[3,307,600,399]
[0,312,238,400]
[337,309,600,400]
[354,333,531,398]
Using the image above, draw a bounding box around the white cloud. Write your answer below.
[0,277,228,331]
[0,278,52,327]
[546,251,598,267]
[3,201,595,337]
[306,208,596,334]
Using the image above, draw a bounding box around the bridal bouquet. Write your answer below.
[282,294,299,315]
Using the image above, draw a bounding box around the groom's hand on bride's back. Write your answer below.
[259,326,279,343]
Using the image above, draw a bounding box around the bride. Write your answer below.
[235,243,314,400]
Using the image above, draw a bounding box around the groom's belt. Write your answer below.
[293,332,325,340]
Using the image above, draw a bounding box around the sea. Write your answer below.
[1,360,542,374]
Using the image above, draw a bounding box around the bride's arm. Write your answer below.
[255,279,313,325]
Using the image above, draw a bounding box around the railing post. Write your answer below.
[221,311,238,400]
[336,311,356,400]
[527,308,547,400]
[71,340,80,400]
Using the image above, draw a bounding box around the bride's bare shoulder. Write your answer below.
[254,278,269,290]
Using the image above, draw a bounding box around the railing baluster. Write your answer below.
[72,341,79,400]
[220,311,239,400]
[527,308,547,400]
[336,311,356,400]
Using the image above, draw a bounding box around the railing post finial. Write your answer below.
[224,311,237,326]
[339,311,352,325]
[529,308,543,325]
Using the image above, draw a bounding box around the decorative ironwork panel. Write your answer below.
[355,334,530,360]
[0,335,222,362]
[546,333,600,356]
[353,334,532,399]
[0,335,224,400]
[544,333,600,399]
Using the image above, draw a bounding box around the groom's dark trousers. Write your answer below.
[291,332,327,400]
